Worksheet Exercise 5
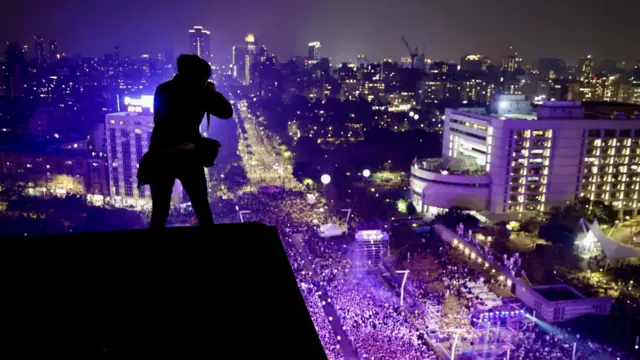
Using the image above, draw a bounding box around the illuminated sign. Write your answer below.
[355,230,389,242]
[123,95,154,113]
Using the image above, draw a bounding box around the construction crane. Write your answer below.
[401,36,419,68]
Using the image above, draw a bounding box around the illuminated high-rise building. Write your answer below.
[48,40,59,61]
[356,54,369,67]
[502,47,522,72]
[244,33,256,85]
[411,95,640,219]
[502,55,522,72]
[105,100,187,208]
[632,61,640,105]
[579,55,594,80]
[232,45,246,80]
[34,36,45,64]
[189,26,211,60]
[308,41,321,60]
[4,42,26,98]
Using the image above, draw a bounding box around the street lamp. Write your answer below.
[341,209,352,234]
[321,174,331,185]
[448,328,464,360]
[362,169,371,178]
[395,270,409,306]
[238,210,251,223]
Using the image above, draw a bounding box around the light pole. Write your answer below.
[238,210,251,223]
[341,208,352,234]
[572,342,577,360]
[395,270,409,306]
[448,328,464,360]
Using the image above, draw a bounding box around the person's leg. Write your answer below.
[179,165,214,228]
[149,176,175,230]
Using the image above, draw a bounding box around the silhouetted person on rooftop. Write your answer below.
[147,54,233,229]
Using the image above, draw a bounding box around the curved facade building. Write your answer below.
[410,161,490,217]
[413,97,640,218]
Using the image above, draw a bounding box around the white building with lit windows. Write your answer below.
[411,95,640,219]
[105,111,156,208]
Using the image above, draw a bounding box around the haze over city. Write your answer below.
[3,0,640,64]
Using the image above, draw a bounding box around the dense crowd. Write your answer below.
[228,189,439,359]
[224,188,631,359]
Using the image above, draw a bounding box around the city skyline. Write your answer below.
[3,0,640,65]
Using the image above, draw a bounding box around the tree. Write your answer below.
[520,217,541,234]
[589,200,617,227]
[434,206,479,230]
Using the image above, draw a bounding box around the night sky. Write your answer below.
[3,0,639,66]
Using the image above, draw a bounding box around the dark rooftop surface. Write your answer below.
[0,223,327,359]
[535,285,584,301]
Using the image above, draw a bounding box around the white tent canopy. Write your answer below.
[586,219,640,261]
[319,224,343,238]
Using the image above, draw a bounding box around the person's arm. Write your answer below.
[205,82,233,119]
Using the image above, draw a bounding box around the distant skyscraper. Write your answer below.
[631,61,640,105]
[114,45,122,62]
[165,48,174,65]
[189,26,211,60]
[536,57,566,78]
[501,47,522,72]
[4,42,26,98]
[579,55,594,80]
[598,59,618,75]
[0,63,6,97]
[232,45,246,80]
[245,33,257,85]
[502,55,522,72]
[34,36,45,64]
[356,55,369,67]
[48,40,59,61]
[308,41,321,60]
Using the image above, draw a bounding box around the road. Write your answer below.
[231,96,356,357]
[233,99,299,189]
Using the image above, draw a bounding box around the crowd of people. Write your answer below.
[226,189,439,359]
[216,187,632,359]
[328,276,437,360]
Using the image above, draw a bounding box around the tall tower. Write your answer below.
[189,26,211,60]
[232,45,246,80]
[308,41,321,60]
[579,55,594,80]
[4,42,26,98]
[34,36,45,64]
[113,45,122,62]
[244,33,256,85]
[48,40,59,61]
[502,46,522,72]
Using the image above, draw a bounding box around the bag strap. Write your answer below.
[205,112,211,138]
